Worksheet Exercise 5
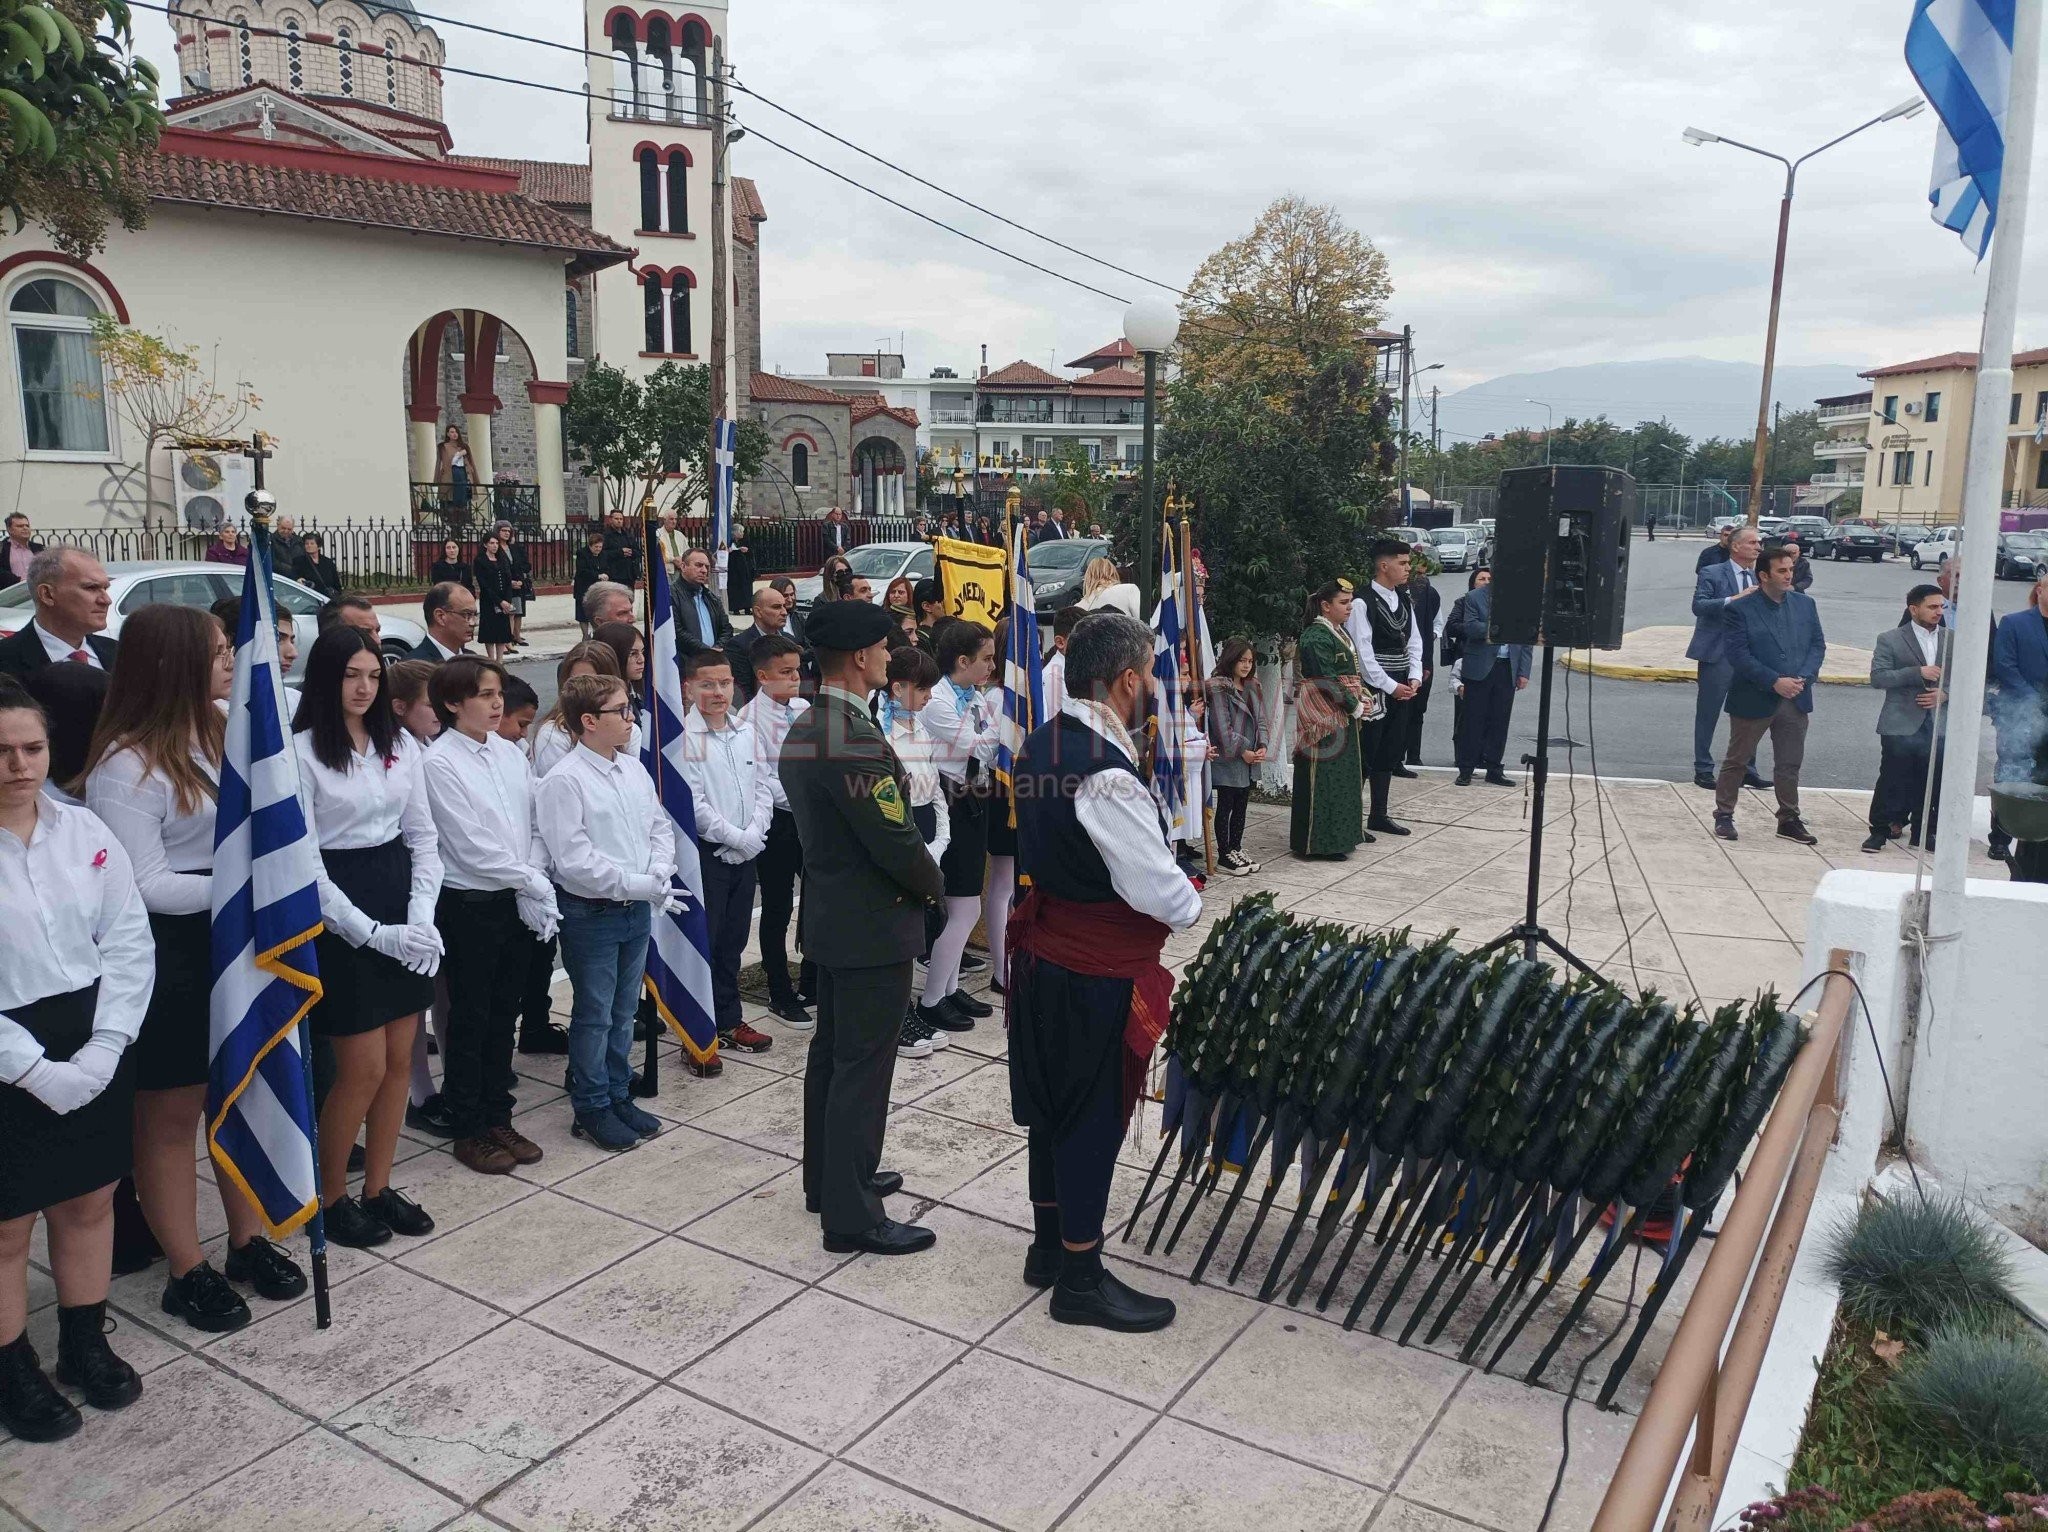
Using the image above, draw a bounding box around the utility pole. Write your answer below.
[708,39,730,464]
[1430,385,1442,503]
[1767,399,1781,512]
[1398,324,1414,518]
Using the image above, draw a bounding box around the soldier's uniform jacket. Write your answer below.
[779,685,945,968]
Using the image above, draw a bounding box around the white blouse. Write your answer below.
[292,729,443,945]
[920,678,1000,786]
[1078,583,1143,620]
[884,713,952,861]
[85,744,219,916]
[0,798,155,1084]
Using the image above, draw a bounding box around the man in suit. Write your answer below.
[0,513,42,592]
[0,547,118,680]
[781,599,945,1257]
[1453,580,1533,786]
[409,580,479,662]
[1688,524,1771,790]
[724,582,812,704]
[600,510,641,588]
[1863,584,1952,854]
[1696,522,1735,572]
[266,514,299,577]
[1714,543,1826,845]
[673,547,733,655]
[1992,573,2048,833]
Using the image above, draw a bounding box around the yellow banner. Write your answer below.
[933,535,1007,629]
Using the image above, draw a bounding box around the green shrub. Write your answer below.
[1889,1327,2048,1483]
[1822,1196,2018,1338]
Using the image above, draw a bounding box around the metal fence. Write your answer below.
[1442,482,1818,529]
[30,515,924,594]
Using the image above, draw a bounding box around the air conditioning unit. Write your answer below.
[1905,401,1923,416]
[174,447,255,533]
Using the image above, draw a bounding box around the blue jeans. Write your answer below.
[557,895,651,1114]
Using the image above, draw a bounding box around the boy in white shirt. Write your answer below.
[738,633,814,1031]
[1043,605,1083,719]
[681,650,774,1056]
[534,674,676,1153]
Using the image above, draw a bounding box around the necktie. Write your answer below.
[68,649,90,664]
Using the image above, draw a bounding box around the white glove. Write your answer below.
[366,922,412,963]
[737,829,768,862]
[657,890,686,918]
[517,893,559,942]
[71,1033,127,1092]
[14,1058,103,1115]
[396,923,443,977]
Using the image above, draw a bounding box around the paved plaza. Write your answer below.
[3,777,2000,1532]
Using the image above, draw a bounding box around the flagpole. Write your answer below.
[637,490,661,1098]
[1925,0,2040,1066]
[1180,509,1215,877]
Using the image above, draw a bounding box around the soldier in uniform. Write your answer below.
[780,601,947,1255]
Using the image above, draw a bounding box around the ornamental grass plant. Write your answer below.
[1822,1195,2020,1339]
[1891,1326,2048,1484]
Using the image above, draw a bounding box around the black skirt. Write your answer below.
[310,838,436,1037]
[133,908,212,1092]
[940,779,989,898]
[986,793,1017,859]
[0,983,133,1219]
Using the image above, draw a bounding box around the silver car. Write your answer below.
[0,561,425,674]
[791,541,935,613]
[1427,525,1478,570]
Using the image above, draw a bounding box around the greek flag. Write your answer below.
[1907,0,2015,259]
[641,549,721,1063]
[1147,529,1192,842]
[711,415,737,582]
[207,534,325,1237]
[996,518,1044,823]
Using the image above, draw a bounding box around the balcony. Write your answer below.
[608,89,712,127]
[1817,401,1872,422]
[929,408,976,425]
[1812,437,1870,460]
[974,403,1150,426]
[1810,472,1866,489]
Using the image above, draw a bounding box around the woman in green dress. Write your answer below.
[1291,579,1376,858]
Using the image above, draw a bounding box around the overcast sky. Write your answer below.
[140,1,2041,393]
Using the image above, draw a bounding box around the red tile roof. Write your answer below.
[143,130,630,274]
[1863,346,2048,376]
[848,392,920,429]
[1067,365,1145,394]
[448,156,590,209]
[748,372,851,407]
[1066,337,1134,368]
[732,175,766,246]
[978,360,1068,390]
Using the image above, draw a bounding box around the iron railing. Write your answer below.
[408,482,544,533]
[1441,484,1819,528]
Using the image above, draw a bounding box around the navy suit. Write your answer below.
[1455,585,1533,777]
[1992,607,2048,787]
[1715,586,1825,822]
[1688,559,1761,778]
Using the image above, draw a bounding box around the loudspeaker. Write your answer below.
[1488,465,1633,649]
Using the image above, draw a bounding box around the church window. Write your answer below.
[643,272,665,354]
[235,13,252,84]
[9,276,113,456]
[385,34,399,104]
[669,272,692,354]
[337,26,354,96]
[791,443,809,488]
[565,287,580,355]
[638,148,661,231]
[283,17,302,89]
[666,153,688,234]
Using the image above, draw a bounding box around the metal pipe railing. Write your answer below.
[1592,954,1853,1532]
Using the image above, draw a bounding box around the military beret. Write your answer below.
[804,598,896,652]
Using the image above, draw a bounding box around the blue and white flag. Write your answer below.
[711,415,737,582]
[1147,528,1192,842]
[207,533,325,1237]
[641,549,721,1063]
[996,517,1044,819]
[1907,0,2015,259]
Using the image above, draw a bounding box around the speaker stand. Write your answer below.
[1474,644,1611,985]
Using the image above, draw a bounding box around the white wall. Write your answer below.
[0,206,572,530]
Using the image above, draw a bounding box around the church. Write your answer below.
[0,0,883,532]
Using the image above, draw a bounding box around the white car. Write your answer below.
[0,561,425,674]
[791,541,934,613]
[1427,525,1479,570]
[1911,526,1961,570]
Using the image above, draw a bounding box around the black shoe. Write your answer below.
[1390,765,1420,779]
[916,997,975,1033]
[0,1333,80,1443]
[363,1187,436,1238]
[766,996,815,1029]
[959,952,988,975]
[404,1094,457,1139]
[223,1236,307,1300]
[1777,817,1819,847]
[517,1023,570,1056]
[1861,831,1889,854]
[1693,771,1717,790]
[1023,1244,1060,1290]
[324,1194,394,1249]
[1743,770,1770,790]
[1455,772,1473,786]
[804,1172,905,1215]
[1484,770,1515,787]
[823,1219,937,1256]
[347,1143,365,1173]
[947,989,994,1019]
[1990,841,2012,863]
[1366,817,1411,837]
[633,1017,655,1042]
[53,1302,141,1411]
[1049,1267,1177,1333]
[1713,813,1738,843]
[161,1260,252,1334]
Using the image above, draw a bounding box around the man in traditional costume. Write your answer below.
[1346,538,1423,837]
[1009,611,1202,1332]
[1291,579,1372,859]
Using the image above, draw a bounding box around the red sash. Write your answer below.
[1008,887,1174,1123]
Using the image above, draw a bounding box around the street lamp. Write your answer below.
[1683,96,1924,524]
[1526,399,1554,464]
[1125,295,1180,610]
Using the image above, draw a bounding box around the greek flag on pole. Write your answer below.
[1147,530,1191,842]
[641,549,721,1063]
[1907,0,2015,259]
[997,519,1044,821]
[207,537,325,1237]
[711,415,737,583]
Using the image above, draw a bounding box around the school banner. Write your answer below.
[933,535,1006,628]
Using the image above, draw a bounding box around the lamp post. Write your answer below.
[1125,296,1180,610]
[1682,97,1924,525]
[1526,399,1554,464]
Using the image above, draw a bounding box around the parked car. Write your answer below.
[1815,523,1887,562]
[791,540,933,615]
[1028,536,1111,622]
[1910,526,1961,570]
[1787,516,1832,544]
[0,561,422,673]
[1879,523,1933,557]
[1997,532,2048,581]
[1426,524,1480,571]
[1757,515,1793,540]
[1708,515,1743,537]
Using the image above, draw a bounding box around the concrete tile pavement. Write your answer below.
[8,774,1956,1531]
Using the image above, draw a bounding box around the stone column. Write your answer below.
[408,404,439,493]
[460,390,498,488]
[528,380,571,526]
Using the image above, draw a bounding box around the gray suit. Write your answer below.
[1688,559,1762,779]
[1867,621,1949,838]
[1870,624,1950,737]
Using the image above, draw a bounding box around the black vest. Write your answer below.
[1017,714,1158,904]
[1365,585,1414,682]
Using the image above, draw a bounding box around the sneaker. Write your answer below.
[324,1193,394,1249]
[1713,813,1738,843]
[1861,831,1888,854]
[947,989,994,1020]
[767,996,816,1030]
[611,1099,663,1138]
[453,1134,518,1176]
[720,1021,775,1053]
[902,1012,949,1051]
[363,1187,435,1237]
[486,1124,544,1166]
[686,1057,724,1078]
[403,1094,456,1139]
[959,951,988,975]
[1217,850,1252,878]
[53,1301,141,1411]
[897,1025,935,1060]
[0,1333,80,1443]
[1777,817,1819,847]
[223,1236,307,1299]
[518,1022,571,1056]
[571,1108,638,1151]
[160,1260,252,1334]
[916,997,975,1033]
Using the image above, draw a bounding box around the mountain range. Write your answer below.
[1428,357,1872,445]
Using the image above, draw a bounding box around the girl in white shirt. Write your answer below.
[914,621,999,1034]
[881,646,952,1057]
[0,681,154,1444]
[292,627,445,1250]
[83,605,304,1335]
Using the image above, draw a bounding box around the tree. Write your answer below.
[0,0,164,257]
[1178,195,1393,398]
[88,315,260,528]
[562,360,769,519]
[1046,440,1115,526]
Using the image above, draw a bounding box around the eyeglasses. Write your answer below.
[452,609,479,623]
[595,704,637,721]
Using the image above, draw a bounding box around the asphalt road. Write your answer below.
[508,535,2037,791]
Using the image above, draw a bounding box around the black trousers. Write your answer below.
[1403,671,1434,763]
[1214,784,1250,855]
[1871,732,1943,839]
[435,889,525,1138]
[701,855,758,1034]
[757,809,814,1003]
[1025,1047,1124,1248]
[1456,666,1516,775]
[519,931,558,1041]
[803,961,912,1235]
[1364,691,1412,820]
